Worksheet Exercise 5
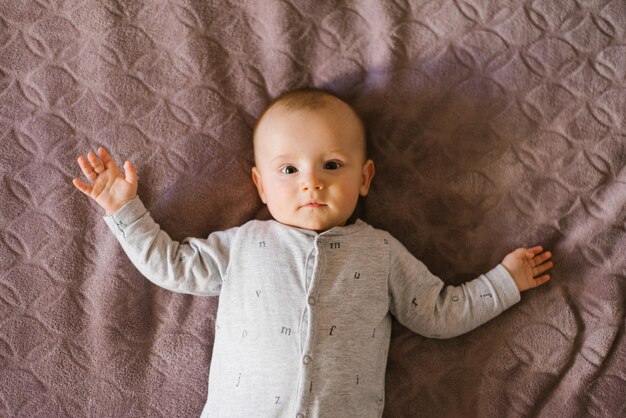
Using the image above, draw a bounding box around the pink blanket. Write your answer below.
[1,1,624,416]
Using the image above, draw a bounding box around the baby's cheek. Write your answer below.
[337,187,360,213]
[266,190,293,218]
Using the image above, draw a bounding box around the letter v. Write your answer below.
[256,290,261,297]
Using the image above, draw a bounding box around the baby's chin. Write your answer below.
[278,217,347,233]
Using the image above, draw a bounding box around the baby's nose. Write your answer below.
[302,172,323,191]
[302,182,323,191]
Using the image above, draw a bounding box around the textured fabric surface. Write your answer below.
[1,1,625,417]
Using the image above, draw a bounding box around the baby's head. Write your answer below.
[252,88,375,232]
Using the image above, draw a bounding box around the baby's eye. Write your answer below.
[324,161,341,170]
[280,165,298,174]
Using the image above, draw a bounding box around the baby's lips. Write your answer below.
[303,202,327,208]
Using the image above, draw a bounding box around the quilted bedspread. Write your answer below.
[1,0,625,417]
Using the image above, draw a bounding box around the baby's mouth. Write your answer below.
[303,202,327,208]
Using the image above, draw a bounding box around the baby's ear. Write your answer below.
[251,167,267,203]
[359,159,375,196]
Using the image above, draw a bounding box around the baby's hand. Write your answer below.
[73,146,138,215]
[501,246,553,292]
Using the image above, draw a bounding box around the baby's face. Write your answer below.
[252,100,375,232]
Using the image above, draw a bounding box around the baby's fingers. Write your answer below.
[532,274,551,288]
[531,250,552,266]
[98,146,120,171]
[77,155,97,182]
[88,150,105,174]
[533,260,554,277]
[124,160,138,185]
[72,178,93,195]
[525,245,543,258]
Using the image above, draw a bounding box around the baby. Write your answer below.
[73,89,553,418]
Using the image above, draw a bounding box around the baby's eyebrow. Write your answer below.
[325,150,351,160]
[271,154,295,163]
[269,150,351,163]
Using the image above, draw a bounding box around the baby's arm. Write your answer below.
[73,147,227,296]
[388,237,553,339]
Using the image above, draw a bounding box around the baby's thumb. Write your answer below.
[124,161,138,185]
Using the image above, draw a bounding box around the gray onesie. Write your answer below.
[104,197,521,418]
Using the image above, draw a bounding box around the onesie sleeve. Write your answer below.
[387,236,521,339]
[103,196,233,296]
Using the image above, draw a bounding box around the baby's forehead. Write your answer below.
[265,101,346,128]
[262,94,348,124]
[253,94,366,152]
